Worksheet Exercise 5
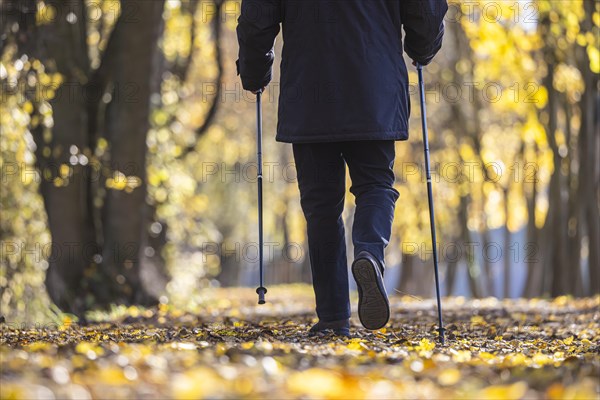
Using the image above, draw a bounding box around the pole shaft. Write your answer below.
[417,64,445,345]
[256,91,264,289]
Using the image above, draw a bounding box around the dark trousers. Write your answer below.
[293,141,399,322]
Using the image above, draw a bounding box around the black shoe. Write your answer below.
[308,319,351,337]
[351,251,390,330]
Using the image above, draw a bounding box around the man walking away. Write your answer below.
[237,0,448,336]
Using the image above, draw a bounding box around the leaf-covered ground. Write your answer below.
[1,286,599,399]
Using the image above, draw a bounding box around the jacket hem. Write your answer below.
[275,130,409,144]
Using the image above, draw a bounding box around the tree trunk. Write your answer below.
[523,143,541,297]
[480,212,495,297]
[396,252,416,296]
[32,0,95,314]
[446,258,457,296]
[10,0,215,313]
[576,0,600,294]
[544,99,566,296]
[445,20,481,298]
[541,34,570,296]
[503,188,511,298]
[564,103,583,296]
[461,195,481,298]
[100,0,166,305]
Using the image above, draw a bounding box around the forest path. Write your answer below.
[1,287,598,399]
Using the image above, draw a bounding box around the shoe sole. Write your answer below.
[308,329,351,338]
[352,257,390,330]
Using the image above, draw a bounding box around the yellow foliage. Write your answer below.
[563,336,574,345]
[588,45,599,73]
[478,382,528,400]
[287,368,347,398]
[437,368,461,386]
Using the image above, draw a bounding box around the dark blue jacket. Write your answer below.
[237,0,447,143]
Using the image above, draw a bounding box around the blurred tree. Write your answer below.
[33,0,166,312]
[0,0,187,314]
[534,0,599,296]
[392,0,598,298]
[93,0,167,305]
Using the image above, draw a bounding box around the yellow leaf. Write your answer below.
[532,85,548,109]
[173,367,223,399]
[479,352,496,362]
[416,338,436,352]
[588,45,599,74]
[75,341,104,359]
[59,315,74,330]
[503,353,529,367]
[451,349,472,363]
[347,340,367,351]
[532,352,553,366]
[438,368,461,386]
[98,367,128,385]
[23,101,33,114]
[23,342,51,352]
[546,383,565,400]
[287,368,345,398]
[215,343,227,356]
[59,164,70,178]
[479,382,528,400]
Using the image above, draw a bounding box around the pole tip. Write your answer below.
[438,326,446,345]
[256,286,267,305]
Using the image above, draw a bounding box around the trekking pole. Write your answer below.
[255,89,267,304]
[416,63,445,345]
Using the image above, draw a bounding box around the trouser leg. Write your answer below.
[342,141,399,269]
[292,142,350,321]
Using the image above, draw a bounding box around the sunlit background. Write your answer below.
[1,0,599,323]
